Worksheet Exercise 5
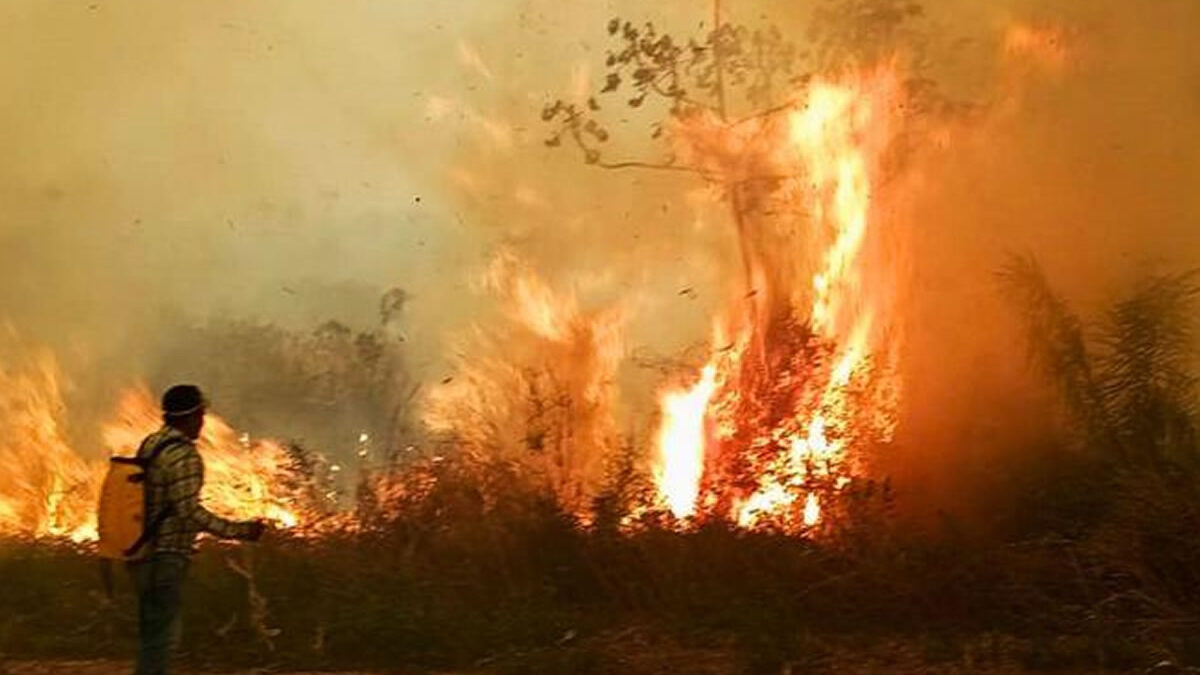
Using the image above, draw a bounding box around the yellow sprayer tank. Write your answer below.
[96,457,146,560]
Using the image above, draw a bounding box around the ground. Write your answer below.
[0,659,1140,674]
[0,665,382,675]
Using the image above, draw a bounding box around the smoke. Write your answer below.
[0,2,526,358]
[0,0,1196,508]
[889,0,1200,521]
[0,1,510,448]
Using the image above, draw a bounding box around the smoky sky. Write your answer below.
[0,1,1197,475]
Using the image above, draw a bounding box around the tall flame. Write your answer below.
[0,349,99,542]
[654,365,718,520]
[653,65,904,531]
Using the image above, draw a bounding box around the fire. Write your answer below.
[652,66,904,532]
[4,67,908,542]
[791,75,891,346]
[0,347,314,544]
[424,251,626,521]
[654,365,718,520]
[0,348,99,543]
[103,387,307,531]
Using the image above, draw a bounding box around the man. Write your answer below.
[129,384,265,675]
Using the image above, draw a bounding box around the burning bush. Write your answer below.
[422,252,627,522]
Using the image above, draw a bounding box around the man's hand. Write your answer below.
[244,519,268,542]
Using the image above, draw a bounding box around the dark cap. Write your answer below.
[161,384,207,417]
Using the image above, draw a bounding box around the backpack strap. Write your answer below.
[123,436,188,558]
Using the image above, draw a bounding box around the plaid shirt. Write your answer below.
[138,426,254,555]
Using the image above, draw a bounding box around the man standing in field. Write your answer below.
[129,384,265,675]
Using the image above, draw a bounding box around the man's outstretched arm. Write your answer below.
[164,448,258,540]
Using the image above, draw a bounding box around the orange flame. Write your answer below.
[653,65,904,532]
[0,348,100,543]
[424,252,626,520]
[103,387,307,530]
[654,365,718,520]
[0,346,314,544]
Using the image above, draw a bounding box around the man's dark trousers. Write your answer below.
[129,552,190,675]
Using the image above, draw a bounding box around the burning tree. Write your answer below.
[542,4,922,531]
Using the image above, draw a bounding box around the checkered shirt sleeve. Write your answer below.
[161,443,252,540]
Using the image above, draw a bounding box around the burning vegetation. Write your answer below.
[0,342,313,543]
[2,0,1199,672]
[650,66,904,532]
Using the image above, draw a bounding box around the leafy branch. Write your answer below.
[541,15,801,175]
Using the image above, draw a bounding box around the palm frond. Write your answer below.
[1095,270,1200,462]
[997,253,1110,446]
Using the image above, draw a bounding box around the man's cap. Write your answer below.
[161,384,207,417]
